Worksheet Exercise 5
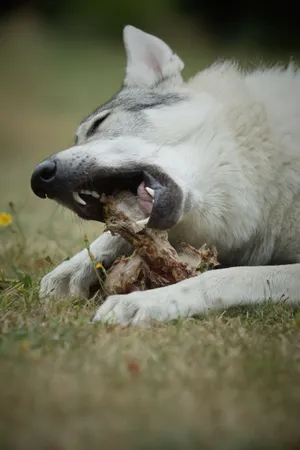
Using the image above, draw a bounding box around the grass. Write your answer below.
[1,14,300,450]
[2,278,300,449]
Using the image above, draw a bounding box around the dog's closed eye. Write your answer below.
[86,112,110,138]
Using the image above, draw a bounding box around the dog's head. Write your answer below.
[31,26,207,230]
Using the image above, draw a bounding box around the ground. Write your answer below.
[1,16,300,450]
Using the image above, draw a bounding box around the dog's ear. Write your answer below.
[123,25,184,86]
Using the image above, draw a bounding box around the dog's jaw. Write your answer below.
[31,153,188,230]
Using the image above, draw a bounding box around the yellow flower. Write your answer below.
[0,212,12,227]
[96,261,107,278]
[20,340,30,351]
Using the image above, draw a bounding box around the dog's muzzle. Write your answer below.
[31,157,185,230]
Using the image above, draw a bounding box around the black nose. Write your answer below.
[31,160,57,198]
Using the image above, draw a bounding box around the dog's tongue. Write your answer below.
[137,182,154,215]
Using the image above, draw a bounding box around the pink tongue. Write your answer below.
[137,182,154,215]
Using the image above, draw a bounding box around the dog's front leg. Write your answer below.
[92,264,300,326]
[40,232,132,299]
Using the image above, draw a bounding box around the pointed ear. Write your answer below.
[123,25,184,87]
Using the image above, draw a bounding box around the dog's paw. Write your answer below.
[92,288,188,326]
[39,232,132,300]
[92,275,209,326]
[40,250,96,299]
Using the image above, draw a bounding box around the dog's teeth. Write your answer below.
[145,187,155,198]
[136,217,150,226]
[79,189,98,198]
[73,192,86,206]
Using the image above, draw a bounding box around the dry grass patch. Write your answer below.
[1,274,300,449]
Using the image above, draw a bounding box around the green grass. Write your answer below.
[1,14,300,450]
[1,274,300,449]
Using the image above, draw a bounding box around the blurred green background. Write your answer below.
[0,1,299,262]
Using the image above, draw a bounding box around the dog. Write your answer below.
[31,25,300,326]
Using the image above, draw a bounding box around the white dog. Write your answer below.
[31,26,300,325]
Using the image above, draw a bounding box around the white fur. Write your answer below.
[39,27,300,325]
[123,25,184,86]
